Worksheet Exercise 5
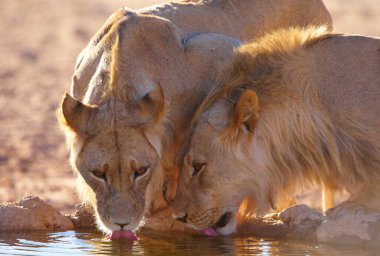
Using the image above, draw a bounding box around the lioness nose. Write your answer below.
[115,222,130,229]
[175,213,188,223]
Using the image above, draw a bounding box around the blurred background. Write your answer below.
[0,0,379,214]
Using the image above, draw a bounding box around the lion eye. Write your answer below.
[192,163,205,177]
[134,166,150,180]
[91,169,107,182]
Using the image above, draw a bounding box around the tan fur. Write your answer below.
[72,0,332,101]
[172,26,380,235]
[58,0,332,234]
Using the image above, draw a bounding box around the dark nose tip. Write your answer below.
[175,213,188,223]
[115,222,130,229]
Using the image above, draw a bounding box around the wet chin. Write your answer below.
[95,215,134,233]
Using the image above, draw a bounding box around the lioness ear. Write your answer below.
[58,93,100,135]
[234,89,260,133]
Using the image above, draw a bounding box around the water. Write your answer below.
[0,229,377,255]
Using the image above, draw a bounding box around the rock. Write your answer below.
[254,204,380,245]
[278,204,314,222]
[278,204,326,240]
[236,205,325,239]
[67,202,96,228]
[316,208,380,245]
[0,196,74,230]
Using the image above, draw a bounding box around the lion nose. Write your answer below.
[175,213,188,223]
[115,222,130,229]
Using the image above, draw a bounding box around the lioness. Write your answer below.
[172,26,380,236]
[58,0,332,237]
[73,0,332,99]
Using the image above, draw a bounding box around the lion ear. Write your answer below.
[58,93,101,135]
[234,89,260,133]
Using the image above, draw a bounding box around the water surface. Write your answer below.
[0,229,377,255]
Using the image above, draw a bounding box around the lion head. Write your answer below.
[172,87,270,235]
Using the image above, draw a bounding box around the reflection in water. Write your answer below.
[0,229,378,255]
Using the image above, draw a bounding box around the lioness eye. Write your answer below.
[192,163,205,177]
[91,170,107,182]
[134,166,150,180]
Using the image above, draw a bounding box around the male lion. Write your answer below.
[172,26,380,236]
[58,0,332,237]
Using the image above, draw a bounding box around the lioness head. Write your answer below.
[58,9,240,234]
[172,88,268,235]
[58,93,164,232]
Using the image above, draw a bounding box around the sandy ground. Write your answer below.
[0,0,379,214]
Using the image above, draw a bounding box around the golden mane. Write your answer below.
[192,26,380,195]
[194,25,334,120]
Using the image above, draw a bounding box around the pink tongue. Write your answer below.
[203,228,219,237]
[110,230,137,240]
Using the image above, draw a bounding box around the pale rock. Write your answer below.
[67,202,95,228]
[0,196,74,230]
[278,204,326,240]
[316,208,380,244]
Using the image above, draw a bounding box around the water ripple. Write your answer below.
[0,230,378,256]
